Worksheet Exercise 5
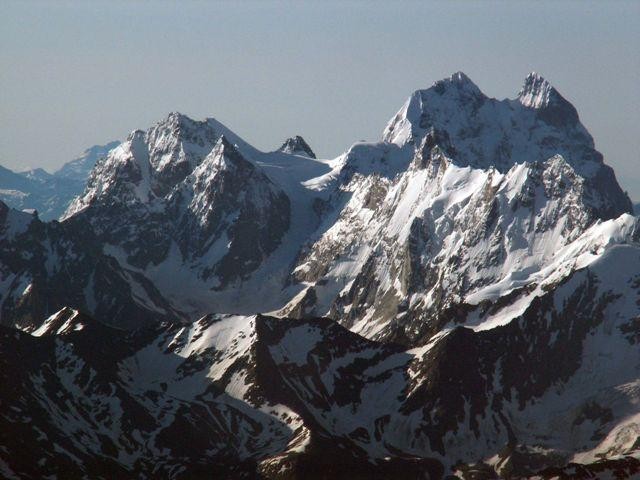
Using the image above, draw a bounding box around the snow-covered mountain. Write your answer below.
[1,73,639,478]
[382,72,630,219]
[0,141,119,220]
[64,114,293,302]
[54,141,121,182]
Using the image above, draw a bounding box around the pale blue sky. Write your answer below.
[1,0,639,199]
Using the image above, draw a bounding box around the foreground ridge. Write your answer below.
[2,307,639,478]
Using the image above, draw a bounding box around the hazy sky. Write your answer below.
[1,0,639,199]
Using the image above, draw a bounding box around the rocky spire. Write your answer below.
[517,72,579,127]
[277,135,316,158]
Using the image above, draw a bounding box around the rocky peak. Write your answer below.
[208,135,250,170]
[517,72,556,109]
[142,112,221,190]
[69,114,224,211]
[126,128,145,142]
[168,133,291,286]
[151,112,212,140]
[277,135,316,158]
[432,71,483,97]
[382,72,486,146]
[161,112,225,143]
[378,73,633,220]
[517,72,579,126]
[411,129,454,171]
[185,135,281,217]
[163,111,192,128]
[185,135,257,196]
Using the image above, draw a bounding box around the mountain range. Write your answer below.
[0,73,638,479]
[0,141,120,220]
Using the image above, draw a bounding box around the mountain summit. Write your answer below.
[3,72,632,330]
[517,72,581,127]
[277,135,316,158]
[382,72,631,219]
[0,73,638,479]
[518,72,567,109]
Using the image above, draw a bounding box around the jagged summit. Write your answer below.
[447,70,472,83]
[381,72,487,146]
[431,70,484,97]
[196,135,251,173]
[517,72,564,108]
[153,112,246,145]
[215,133,233,150]
[212,133,234,154]
[380,72,633,221]
[158,111,203,131]
[277,135,316,158]
[517,71,580,126]
[518,72,553,108]
[383,72,585,148]
[165,110,188,122]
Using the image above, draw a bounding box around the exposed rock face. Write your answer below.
[170,136,290,288]
[2,73,636,339]
[277,135,316,158]
[289,142,636,345]
[277,72,633,344]
[0,201,182,330]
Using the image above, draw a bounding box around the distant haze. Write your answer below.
[1,0,638,200]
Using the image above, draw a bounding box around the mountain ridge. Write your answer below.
[0,141,120,220]
[0,72,638,478]
[1,72,634,334]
